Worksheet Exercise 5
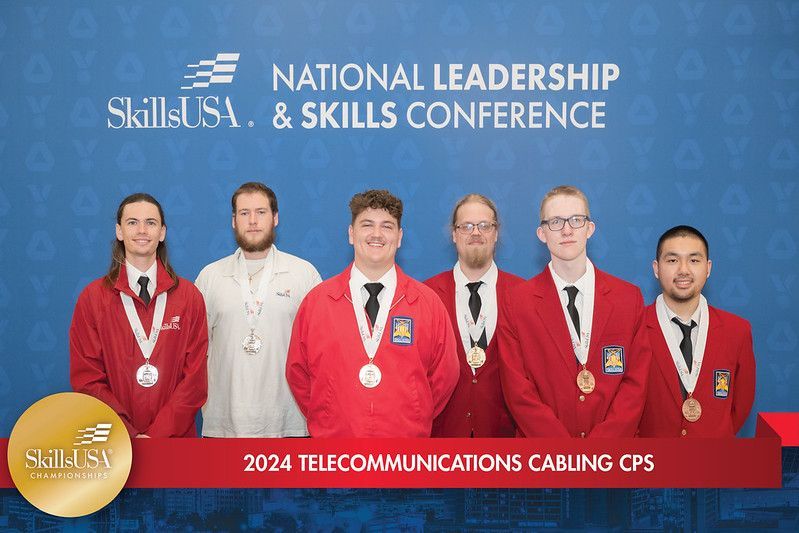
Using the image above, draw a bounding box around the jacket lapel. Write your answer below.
[588,271,613,369]
[534,270,579,374]
[645,306,684,408]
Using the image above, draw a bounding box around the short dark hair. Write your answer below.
[232,182,278,214]
[451,193,499,228]
[349,189,403,225]
[656,225,709,259]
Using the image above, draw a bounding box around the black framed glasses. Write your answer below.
[540,215,591,231]
[454,221,498,235]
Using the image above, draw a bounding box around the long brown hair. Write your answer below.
[104,193,178,287]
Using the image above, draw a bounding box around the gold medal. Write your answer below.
[682,396,702,422]
[577,368,595,394]
[466,346,486,369]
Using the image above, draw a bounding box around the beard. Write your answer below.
[234,226,275,253]
[460,244,493,270]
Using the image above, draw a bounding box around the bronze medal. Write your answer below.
[682,396,702,422]
[577,368,595,394]
[467,346,486,369]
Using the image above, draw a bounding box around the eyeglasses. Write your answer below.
[540,215,591,231]
[454,221,497,235]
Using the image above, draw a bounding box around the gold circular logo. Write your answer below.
[7,392,132,517]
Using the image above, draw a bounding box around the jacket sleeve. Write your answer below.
[427,296,459,418]
[70,286,139,436]
[145,286,209,437]
[286,296,312,416]
[589,290,652,438]
[732,322,756,434]
[497,296,571,438]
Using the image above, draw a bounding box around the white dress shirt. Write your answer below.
[453,260,498,354]
[662,300,702,352]
[350,264,397,308]
[548,260,593,323]
[125,260,157,298]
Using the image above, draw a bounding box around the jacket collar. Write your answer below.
[114,258,176,302]
[532,265,613,373]
[219,246,288,278]
[327,262,420,306]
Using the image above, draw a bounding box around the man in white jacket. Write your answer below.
[195,182,321,437]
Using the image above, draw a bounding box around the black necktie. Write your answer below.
[672,317,697,399]
[364,283,383,328]
[137,276,151,306]
[564,286,580,335]
[466,281,487,349]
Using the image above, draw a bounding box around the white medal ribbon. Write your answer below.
[349,277,396,362]
[557,260,596,366]
[120,291,167,364]
[655,294,709,395]
[235,248,276,332]
[462,312,487,347]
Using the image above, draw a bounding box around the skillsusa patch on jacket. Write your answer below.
[714,369,731,398]
[391,316,413,345]
[602,345,625,374]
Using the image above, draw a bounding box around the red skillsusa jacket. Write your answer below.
[425,269,524,437]
[286,264,459,437]
[70,260,208,437]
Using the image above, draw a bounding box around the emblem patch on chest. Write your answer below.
[602,345,625,374]
[391,316,413,345]
[714,369,731,398]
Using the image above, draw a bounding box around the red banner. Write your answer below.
[0,437,783,489]
[0,413,792,489]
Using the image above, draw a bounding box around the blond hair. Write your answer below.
[539,185,591,221]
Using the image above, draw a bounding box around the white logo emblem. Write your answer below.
[181,53,240,89]
[74,423,112,445]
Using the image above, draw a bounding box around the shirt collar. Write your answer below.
[227,245,283,276]
[453,260,498,290]
[350,264,397,288]
[548,258,593,295]
[125,259,157,291]
[662,297,702,326]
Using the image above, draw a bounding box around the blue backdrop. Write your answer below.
[0,0,797,440]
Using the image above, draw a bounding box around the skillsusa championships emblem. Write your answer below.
[7,392,132,517]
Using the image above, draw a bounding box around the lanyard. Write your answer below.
[120,292,167,363]
[235,249,276,330]
[655,294,709,395]
[348,278,396,362]
[558,260,595,366]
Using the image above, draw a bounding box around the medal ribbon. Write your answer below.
[120,291,167,364]
[558,259,596,366]
[349,276,396,362]
[235,248,276,332]
[462,312,487,347]
[655,294,709,395]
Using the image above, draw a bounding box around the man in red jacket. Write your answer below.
[639,225,755,437]
[286,189,459,437]
[425,194,523,437]
[70,193,208,438]
[498,185,651,437]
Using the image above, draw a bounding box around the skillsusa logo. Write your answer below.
[107,52,241,129]
[8,393,133,517]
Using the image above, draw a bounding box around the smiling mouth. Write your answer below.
[367,241,385,248]
[674,278,693,288]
